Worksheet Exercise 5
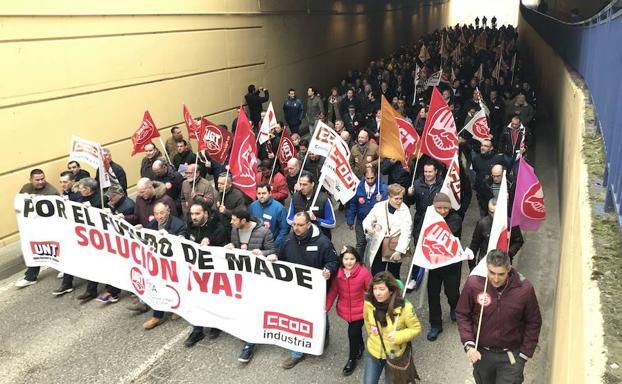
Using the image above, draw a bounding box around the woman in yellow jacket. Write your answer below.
[363,271,421,384]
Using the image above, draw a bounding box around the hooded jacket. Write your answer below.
[347,178,388,225]
[230,218,276,256]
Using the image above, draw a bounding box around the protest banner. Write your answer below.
[14,194,326,355]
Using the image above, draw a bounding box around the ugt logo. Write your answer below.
[30,241,60,257]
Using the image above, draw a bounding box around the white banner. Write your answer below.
[321,139,359,204]
[15,194,326,355]
[69,136,103,170]
[424,70,442,89]
[308,121,340,157]
[258,102,278,145]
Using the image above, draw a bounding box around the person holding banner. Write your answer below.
[287,172,336,239]
[226,207,276,363]
[362,184,412,281]
[143,203,187,329]
[456,250,542,384]
[15,168,59,288]
[425,192,464,342]
[183,201,231,347]
[274,211,338,369]
[362,271,421,384]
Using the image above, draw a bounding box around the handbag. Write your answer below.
[380,202,411,261]
[374,317,420,383]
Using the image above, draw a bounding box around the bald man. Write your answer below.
[126,178,178,226]
[476,164,506,217]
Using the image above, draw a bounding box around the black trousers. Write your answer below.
[427,262,462,328]
[371,250,401,281]
[347,319,365,359]
[473,349,526,384]
[24,266,40,281]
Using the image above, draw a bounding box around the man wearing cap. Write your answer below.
[426,192,464,342]
[456,249,542,384]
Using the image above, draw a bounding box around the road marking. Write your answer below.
[118,327,190,384]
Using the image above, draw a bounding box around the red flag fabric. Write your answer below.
[511,157,546,230]
[419,87,459,168]
[229,107,258,199]
[183,104,201,140]
[131,111,160,156]
[277,129,298,167]
[197,117,232,164]
[396,117,419,159]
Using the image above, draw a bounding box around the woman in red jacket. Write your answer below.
[326,246,373,376]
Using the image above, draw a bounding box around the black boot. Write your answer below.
[342,359,357,376]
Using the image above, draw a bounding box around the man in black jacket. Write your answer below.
[272,211,338,369]
[426,193,464,342]
[184,202,231,347]
[245,84,269,128]
[287,172,335,239]
[142,203,187,330]
[152,159,184,215]
[468,197,524,270]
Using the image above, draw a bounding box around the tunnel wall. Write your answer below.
[518,6,606,384]
[0,0,450,246]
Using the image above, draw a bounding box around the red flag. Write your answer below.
[131,111,160,156]
[183,104,201,140]
[229,107,258,199]
[277,129,298,167]
[419,87,458,168]
[198,117,232,164]
[511,157,546,230]
[396,117,419,159]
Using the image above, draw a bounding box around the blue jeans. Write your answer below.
[363,351,389,384]
[291,350,304,359]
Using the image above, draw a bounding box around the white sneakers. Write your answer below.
[15,278,36,288]
[57,272,64,279]
[406,279,417,291]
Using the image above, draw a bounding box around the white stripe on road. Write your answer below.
[118,328,190,384]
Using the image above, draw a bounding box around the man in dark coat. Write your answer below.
[245,84,269,128]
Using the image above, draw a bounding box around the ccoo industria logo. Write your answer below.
[30,241,61,260]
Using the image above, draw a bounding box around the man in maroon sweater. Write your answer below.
[456,249,542,384]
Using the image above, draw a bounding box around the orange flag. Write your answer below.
[379,95,406,162]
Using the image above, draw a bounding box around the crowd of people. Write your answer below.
[15,18,542,384]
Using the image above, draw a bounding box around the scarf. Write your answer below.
[373,300,390,327]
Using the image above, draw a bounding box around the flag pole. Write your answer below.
[297,147,311,185]
[410,143,422,187]
[268,158,278,185]
[474,273,490,350]
[157,137,173,166]
[309,142,336,210]
[220,166,230,208]
[191,154,199,194]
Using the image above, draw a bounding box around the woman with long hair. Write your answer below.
[363,272,421,383]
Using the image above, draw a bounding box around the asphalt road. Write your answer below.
[0,128,558,384]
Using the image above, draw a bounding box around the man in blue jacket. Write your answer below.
[283,88,304,135]
[347,167,387,261]
[249,183,290,250]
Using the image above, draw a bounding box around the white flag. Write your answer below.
[424,70,442,89]
[308,121,340,157]
[320,138,359,204]
[411,205,473,270]
[258,102,278,145]
[471,170,509,277]
[463,110,492,143]
[440,153,461,210]
[69,136,103,170]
